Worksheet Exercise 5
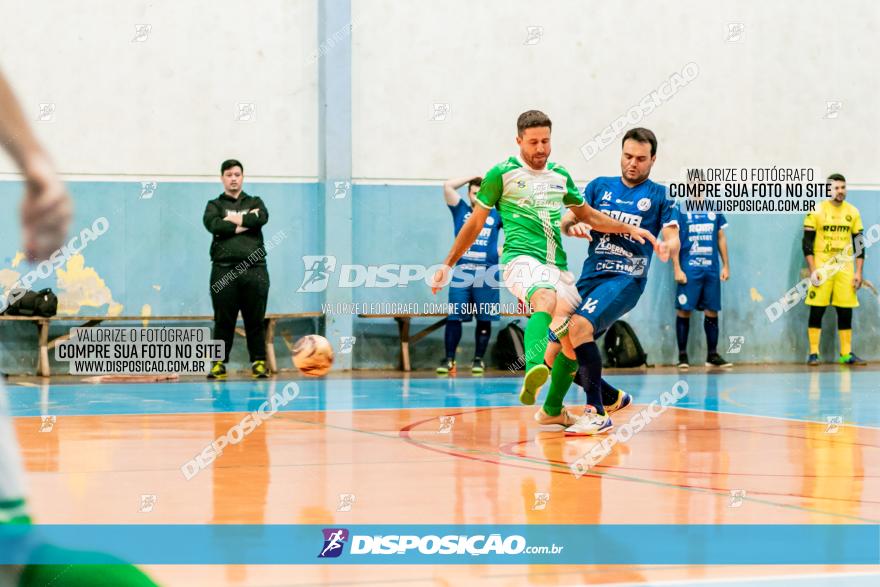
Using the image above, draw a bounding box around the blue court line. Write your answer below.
[3,371,879,427]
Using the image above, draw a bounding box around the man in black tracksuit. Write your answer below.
[203,159,270,379]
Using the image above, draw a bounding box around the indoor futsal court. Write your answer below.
[1,1,878,587]
[5,368,880,585]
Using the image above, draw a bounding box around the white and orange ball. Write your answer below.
[293,335,334,377]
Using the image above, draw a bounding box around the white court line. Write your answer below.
[560,570,880,587]
[669,404,880,431]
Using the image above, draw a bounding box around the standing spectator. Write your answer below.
[203,159,271,378]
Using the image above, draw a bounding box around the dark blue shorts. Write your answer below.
[448,266,501,322]
[574,273,646,336]
[676,272,721,312]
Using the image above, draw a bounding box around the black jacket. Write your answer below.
[203,191,269,266]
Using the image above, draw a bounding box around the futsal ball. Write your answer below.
[293,335,334,377]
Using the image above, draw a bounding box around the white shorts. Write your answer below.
[502,255,581,317]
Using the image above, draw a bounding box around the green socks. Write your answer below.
[19,557,160,586]
[543,352,578,416]
[524,311,552,371]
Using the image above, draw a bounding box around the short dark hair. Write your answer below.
[622,128,657,157]
[517,110,552,136]
[468,177,482,189]
[221,159,243,174]
[828,173,846,183]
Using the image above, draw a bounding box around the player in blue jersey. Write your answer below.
[537,128,679,435]
[438,175,503,374]
[673,208,732,369]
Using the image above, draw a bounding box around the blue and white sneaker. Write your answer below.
[604,389,632,413]
[565,412,613,436]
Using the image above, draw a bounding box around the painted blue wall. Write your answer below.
[1,180,877,373]
[0,180,321,373]
[0,181,321,315]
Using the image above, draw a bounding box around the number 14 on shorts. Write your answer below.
[581,298,598,314]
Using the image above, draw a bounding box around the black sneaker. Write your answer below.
[677,352,689,370]
[207,361,227,380]
[706,353,733,368]
[252,360,269,379]
[436,358,456,375]
[471,358,485,375]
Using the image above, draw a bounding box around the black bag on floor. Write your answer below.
[493,319,526,371]
[2,288,58,317]
[603,320,647,368]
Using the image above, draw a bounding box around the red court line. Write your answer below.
[398,406,880,512]
[496,438,880,506]
[496,438,879,479]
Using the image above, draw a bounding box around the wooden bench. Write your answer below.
[357,312,529,371]
[0,312,322,377]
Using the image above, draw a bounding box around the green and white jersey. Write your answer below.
[476,156,585,270]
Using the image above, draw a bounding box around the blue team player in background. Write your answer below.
[672,206,733,369]
[438,175,503,375]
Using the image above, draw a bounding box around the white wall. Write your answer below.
[352,0,880,185]
[0,0,318,179]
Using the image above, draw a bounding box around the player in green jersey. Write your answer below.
[430,110,660,405]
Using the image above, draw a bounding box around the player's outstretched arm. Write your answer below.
[658,224,677,264]
[443,176,479,206]
[570,203,658,249]
[0,68,71,262]
[560,209,592,239]
[430,204,490,293]
[718,228,730,281]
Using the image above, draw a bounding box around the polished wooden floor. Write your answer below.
[9,368,880,586]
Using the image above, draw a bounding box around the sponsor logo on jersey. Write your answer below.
[689,223,715,234]
[595,234,634,258]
